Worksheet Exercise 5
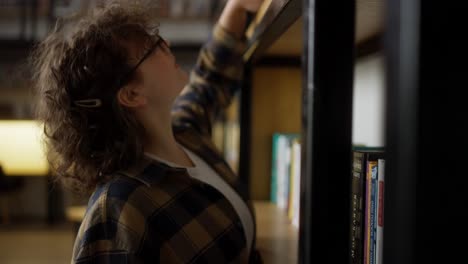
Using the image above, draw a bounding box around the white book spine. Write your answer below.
[291,140,301,228]
[277,136,291,209]
[375,159,385,264]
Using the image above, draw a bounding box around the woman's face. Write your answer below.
[130,36,189,111]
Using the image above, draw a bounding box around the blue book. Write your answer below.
[270,133,299,209]
[270,134,280,203]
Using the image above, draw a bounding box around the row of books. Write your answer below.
[0,0,224,19]
[268,133,386,264]
[153,0,225,19]
[212,120,240,174]
[269,133,301,228]
[212,95,240,174]
[350,148,385,264]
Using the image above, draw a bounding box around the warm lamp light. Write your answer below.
[0,120,49,176]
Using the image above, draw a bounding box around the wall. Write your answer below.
[352,53,385,147]
[250,67,302,200]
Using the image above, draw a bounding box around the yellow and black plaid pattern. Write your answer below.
[73,162,249,263]
[71,24,262,263]
[171,24,246,138]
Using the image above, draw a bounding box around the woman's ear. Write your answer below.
[117,85,147,108]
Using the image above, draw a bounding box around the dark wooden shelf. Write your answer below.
[242,0,384,59]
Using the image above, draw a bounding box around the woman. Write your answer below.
[31,0,264,263]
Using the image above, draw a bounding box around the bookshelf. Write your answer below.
[0,1,221,45]
[0,1,220,120]
[240,0,358,262]
[240,0,384,201]
[241,0,468,263]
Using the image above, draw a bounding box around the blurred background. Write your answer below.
[0,0,387,263]
[0,1,238,263]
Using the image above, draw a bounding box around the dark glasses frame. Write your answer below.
[115,36,166,88]
[74,36,167,109]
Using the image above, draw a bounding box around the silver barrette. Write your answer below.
[73,99,102,108]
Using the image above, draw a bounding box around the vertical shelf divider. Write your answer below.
[383,0,420,263]
[299,0,356,263]
[384,0,468,263]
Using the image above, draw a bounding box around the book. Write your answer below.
[212,121,225,152]
[367,161,378,264]
[375,159,385,264]
[270,133,298,210]
[270,133,281,204]
[224,121,240,174]
[288,137,301,228]
[349,148,384,264]
[186,0,211,18]
[169,0,185,18]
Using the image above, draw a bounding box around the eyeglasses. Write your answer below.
[74,36,168,109]
[115,35,167,88]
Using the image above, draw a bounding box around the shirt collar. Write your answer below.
[117,156,187,187]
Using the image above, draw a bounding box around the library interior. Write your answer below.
[1,0,466,263]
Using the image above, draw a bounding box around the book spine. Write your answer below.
[369,161,378,264]
[270,134,279,203]
[375,159,385,264]
[363,160,373,264]
[287,135,299,221]
[277,135,291,209]
[290,138,301,227]
[350,151,365,264]
[287,139,294,221]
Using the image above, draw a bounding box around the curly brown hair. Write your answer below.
[31,2,160,195]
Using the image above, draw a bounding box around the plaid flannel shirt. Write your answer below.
[71,24,263,264]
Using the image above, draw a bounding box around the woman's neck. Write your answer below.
[139,110,194,167]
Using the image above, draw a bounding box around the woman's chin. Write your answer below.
[173,83,187,98]
[179,77,189,91]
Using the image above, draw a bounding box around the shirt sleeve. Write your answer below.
[171,23,247,137]
[74,249,133,264]
[71,186,148,264]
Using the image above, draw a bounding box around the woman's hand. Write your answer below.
[229,0,265,13]
[219,0,265,39]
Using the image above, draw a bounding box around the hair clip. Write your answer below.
[83,65,91,73]
[73,99,102,108]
